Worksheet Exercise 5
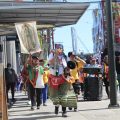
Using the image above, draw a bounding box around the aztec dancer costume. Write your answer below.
[48,48,77,117]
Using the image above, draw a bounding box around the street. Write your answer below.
[8,88,120,120]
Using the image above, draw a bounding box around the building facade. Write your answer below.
[112,2,120,52]
[92,0,120,60]
[92,2,104,61]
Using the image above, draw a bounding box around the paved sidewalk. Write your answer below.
[8,91,120,120]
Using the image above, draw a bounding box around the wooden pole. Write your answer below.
[0,37,8,120]
[0,64,8,120]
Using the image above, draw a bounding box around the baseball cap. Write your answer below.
[32,55,39,60]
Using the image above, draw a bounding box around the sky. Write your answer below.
[13,0,99,54]
[54,0,99,54]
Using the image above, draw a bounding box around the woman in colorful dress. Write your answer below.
[48,47,77,117]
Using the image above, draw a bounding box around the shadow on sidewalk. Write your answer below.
[9,113,62,120]
[78,107,108,112]
[66,107,108,113]
[9,111,53,116]
[9,109,31,113]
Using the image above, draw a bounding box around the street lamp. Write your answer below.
[106,0,119,108]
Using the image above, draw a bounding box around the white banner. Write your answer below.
[15,21,41,54]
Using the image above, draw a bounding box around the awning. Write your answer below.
[0,1,89,35]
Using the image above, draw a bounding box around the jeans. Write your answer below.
[6,82,16,102]
[41,84,48,104]
[29,83,42,107]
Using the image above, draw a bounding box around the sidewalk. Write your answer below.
[8,90,120,120]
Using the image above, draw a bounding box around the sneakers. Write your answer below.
[54,106,67,117]
[62,112,67,117]
[27,101,31,105]
[31,106,40,110]
[43,103,47,106]
[68,107,77,112]
[12,98,16,103]
[37,106,40,109]
[31,106,35,110]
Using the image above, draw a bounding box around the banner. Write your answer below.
[113,3,120,44]
[15,21,41,54]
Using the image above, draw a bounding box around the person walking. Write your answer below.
[5,63,18,103]
[23,55,44,110]
[79,70,84,96]
[21,62,31,105]
[67,52,86,110]
[102,55,110,98]
[40,60,49,106]
[48,47,77,117]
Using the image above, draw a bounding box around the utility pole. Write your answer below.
[71,27,78,55]
[106,0,119,108]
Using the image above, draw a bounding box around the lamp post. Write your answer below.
[106,0,119,108]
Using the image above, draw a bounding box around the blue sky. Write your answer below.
[18,0,99,54]
[54,0,98,54]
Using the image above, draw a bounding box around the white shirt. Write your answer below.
[48,53,67,75]
[35,68,44,88]
[35,66,45,88]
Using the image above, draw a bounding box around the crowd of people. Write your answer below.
[4,46,120,117]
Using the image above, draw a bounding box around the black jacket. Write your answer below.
[5,68,17,84]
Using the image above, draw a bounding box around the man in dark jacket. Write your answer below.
[5,63,18,103]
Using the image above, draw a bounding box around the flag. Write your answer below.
[15,21,42,54]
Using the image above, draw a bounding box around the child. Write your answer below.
[64,67,78,112]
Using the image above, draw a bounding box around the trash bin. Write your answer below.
[83,67,103,101]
